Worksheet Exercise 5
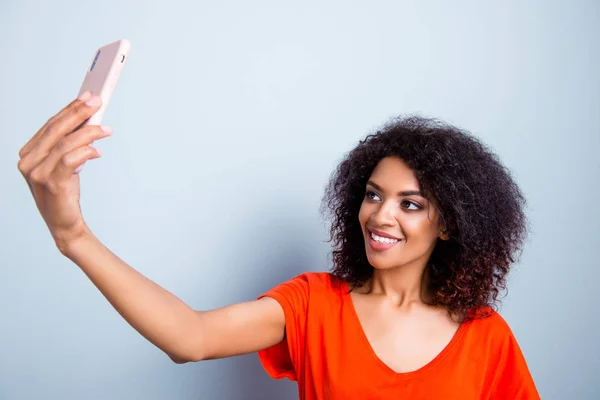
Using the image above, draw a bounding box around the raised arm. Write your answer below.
[18,93,286,363]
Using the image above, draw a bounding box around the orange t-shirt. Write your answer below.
[257,272,540,400]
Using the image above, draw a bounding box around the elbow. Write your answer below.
[169,355,190,364]
[167,348,205,364]
[168,314,207,364]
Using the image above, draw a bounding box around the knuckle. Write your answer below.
[91,126,105,137]
[55,137,71,153]
[45,123,59,137]
[61,148,89,168]
[60,153,74,168]
[29,169,46,185]
[78,126,97,140]
[17,159,28,174]
[44,115,60,132]
[86,147,97,159]
[74,103,91,118]
[45,115,56,127]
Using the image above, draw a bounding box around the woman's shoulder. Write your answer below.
[464,307,517,343]
[287,271,346,294]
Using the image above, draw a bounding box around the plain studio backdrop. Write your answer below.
[1,1,598,399]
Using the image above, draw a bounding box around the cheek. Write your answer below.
[402,215,439,240]
[358,201,369,226]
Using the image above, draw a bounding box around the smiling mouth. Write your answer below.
[369,230,402,244]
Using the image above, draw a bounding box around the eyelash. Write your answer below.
[365,191,423,210]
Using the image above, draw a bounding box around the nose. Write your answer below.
[370,201,396,226]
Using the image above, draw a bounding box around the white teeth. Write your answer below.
[371,232,399,244]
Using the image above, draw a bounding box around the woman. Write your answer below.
[18,92,540,399]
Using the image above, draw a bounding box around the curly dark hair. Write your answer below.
[321,115,528,322]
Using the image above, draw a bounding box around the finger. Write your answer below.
[73,163,85,174]
[36,94,102,155]
[19,91,92,159]
[37,125,112,176]
[18,94,102,172]
[51,145,102,182]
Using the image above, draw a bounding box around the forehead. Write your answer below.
[368,157,420,190]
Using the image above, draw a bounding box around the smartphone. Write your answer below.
[77,39,130,126]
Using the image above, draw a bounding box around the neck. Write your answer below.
[360,259,433,307]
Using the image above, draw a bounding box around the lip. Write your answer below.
[367,229,403,252]
[369,228,401,240]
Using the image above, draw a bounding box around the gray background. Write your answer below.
[1,0,598,399]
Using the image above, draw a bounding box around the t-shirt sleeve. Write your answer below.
[490,329,541,399]
[256,274,310,381]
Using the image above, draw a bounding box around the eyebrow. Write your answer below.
[366,181,424,197]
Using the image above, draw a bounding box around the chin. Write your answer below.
[365,253,403,271]
[369,263,398,271]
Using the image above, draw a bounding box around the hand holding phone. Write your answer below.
[78,39,130,126]
[74,39,130,172]
[17,40,130,248]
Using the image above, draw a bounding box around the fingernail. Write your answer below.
[78,91,91,101]
[85,96,101,106]
[74,164,84,174]
[96,148,102,156]
[101,126,113,135]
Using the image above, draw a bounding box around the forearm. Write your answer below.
[61,229,203,361]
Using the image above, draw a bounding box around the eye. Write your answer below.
[365,190,381,201]
[400,200,422,210]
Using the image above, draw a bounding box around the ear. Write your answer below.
[439,227,450,241]
[438,215,450,241]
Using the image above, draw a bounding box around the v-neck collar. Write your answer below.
[341,279,470,379]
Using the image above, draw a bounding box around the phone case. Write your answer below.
[78,39,130,126]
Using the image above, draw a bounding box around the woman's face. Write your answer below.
[358,156,447,271]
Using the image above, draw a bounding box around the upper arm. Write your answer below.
[190,296,286,361]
